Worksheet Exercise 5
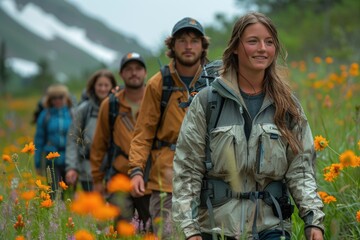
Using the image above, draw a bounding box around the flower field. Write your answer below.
[0,57,359,239]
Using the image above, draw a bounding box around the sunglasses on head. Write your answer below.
[51,95,64,100]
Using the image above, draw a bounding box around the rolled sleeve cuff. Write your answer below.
[183,225,201,239]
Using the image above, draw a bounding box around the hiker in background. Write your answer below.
[172,12,324,240]
[65,69,117,192]
[90,53,151,231]
[34,83,73,197]
[128,17,210,237]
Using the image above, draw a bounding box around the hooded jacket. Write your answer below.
[128,60,203,193]
[65,97,100,182]
[172,69,325,239]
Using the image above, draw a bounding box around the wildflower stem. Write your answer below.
[14,162,23,181]
[327,145,340,157]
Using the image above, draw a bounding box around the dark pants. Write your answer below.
[47,164,66,200]
[80,180,93,192]
[108,193,152,232]
[201,229,290,240]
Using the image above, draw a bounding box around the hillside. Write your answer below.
[0,0,152,78]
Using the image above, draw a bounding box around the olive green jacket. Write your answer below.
[172,69,325,239]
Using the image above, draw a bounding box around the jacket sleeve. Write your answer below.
[285,109,325,232]
[90,98,110,184]
[34,110,47,169]
[128,74,162,174]
[65,102,87,172]
[172,93,207,238]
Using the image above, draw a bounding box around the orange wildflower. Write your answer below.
[41,199,53,208]
[35,179,51,191]
[313,57,322,64]
[143,233,159,240]
[92,204,120,221]
[107,174,132,193]
[74,229,94,240]
[59,181,68,190]
[40,191,51,200]
[13,214,25,230]
[356,210,360,222]
[117,220,136,237]
[323,195,336,204]
[20,190,36,201]
[325,57,333,64]
[314,135,329,151]
[46,152,60,160]
[317,191,328,201]
[21,142,36,154]
[66,217,75,228]
[71,192,105,215]
[15,236,26,240]
[339,150,357,167]
[2,154,11,163]
[358,140,360,150]
[105,225,118,238]
[0,195,3,202]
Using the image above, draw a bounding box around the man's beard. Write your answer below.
[175,52,202,67]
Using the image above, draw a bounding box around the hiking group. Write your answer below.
[33,12,325,240]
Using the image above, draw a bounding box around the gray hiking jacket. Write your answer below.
[172,69,325,239]
[65,98,99,182]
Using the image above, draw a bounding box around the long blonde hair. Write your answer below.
[223,12,302,154]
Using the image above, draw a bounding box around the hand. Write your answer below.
[65,169,78,185]
[305,227,323,240]
[130,175,145,197]
[93,182,105,194]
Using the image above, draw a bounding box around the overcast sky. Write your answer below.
[67,0,243,52]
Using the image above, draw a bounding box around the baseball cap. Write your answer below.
[171,17,205,36]
[119,52,146,72]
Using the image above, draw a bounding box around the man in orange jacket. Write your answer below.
[90,52,151,230]
[128,17,210,237]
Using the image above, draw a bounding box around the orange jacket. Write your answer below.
[128,60,203,192]
[91,90,139,185]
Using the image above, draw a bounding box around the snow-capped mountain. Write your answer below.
[0,0,152,78]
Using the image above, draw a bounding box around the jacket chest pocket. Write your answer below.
[210,125,246,175]
[256,124,288,178]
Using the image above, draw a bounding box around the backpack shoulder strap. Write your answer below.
[160,65,173,118]
[108,93,119,134]
[204,86,223,172]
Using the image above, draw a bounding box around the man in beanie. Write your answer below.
[128,17,210,237]
[90,52,151,230]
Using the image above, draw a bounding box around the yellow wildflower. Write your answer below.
[339,150,357,168]
[117,220,136,237]
[59,181,68,190]
[40,191,51,200]
[74,229,94,240]
[323,195,336,204]
[21,142,36,155]
[105,225,118,238]
[46,152,60,160]
[35,179,51,191]
[356,210,360,222]
[357,140,360,150]
[107,174,132,193]
[314,135,329,151]
[2,154,12,163]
